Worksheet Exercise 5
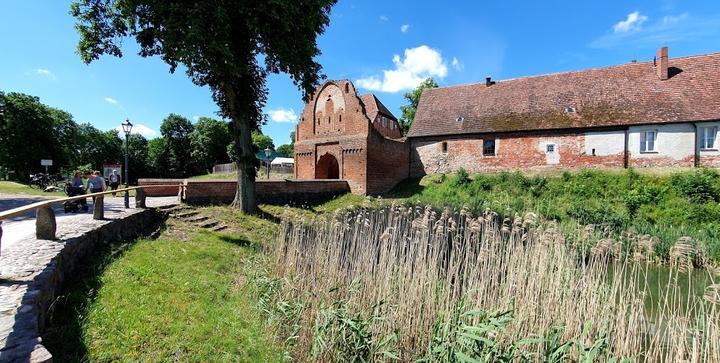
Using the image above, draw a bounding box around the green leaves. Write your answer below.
[399,77,438,135]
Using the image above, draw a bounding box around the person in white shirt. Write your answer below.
[109,169,121,196]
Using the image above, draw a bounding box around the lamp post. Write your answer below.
[121,119,133,208]
[264,147,272,180]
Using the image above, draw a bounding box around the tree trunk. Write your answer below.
[230,117,256,213]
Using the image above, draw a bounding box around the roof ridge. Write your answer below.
[426,51,720,92]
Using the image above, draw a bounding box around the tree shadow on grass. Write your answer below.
[41,239,135,362]
[385,178,426,199]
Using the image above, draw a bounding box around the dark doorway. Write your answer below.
[315,153,340,179]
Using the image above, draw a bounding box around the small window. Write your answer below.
[483,139,496,156]
[339,115,342,122]
[345,83,349,93]
[546,144,555,153]
[441,141,448,153]
[701,126,717,150]
[640,130,657,152]
[591,148,596,156]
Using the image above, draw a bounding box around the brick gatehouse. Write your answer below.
[294,80,408,194]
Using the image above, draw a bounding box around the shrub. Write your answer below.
[671,168,720,203]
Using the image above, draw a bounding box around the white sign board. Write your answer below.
[40,159,53,166]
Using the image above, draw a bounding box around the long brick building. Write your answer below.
[296,47,720,195]
[408,47,720,176]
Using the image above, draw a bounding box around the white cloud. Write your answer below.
[662,12,688,25]
[356,45,448,93]
[104,97,118,104]
[268,108,298,123]
[400,24,410,33]
[613,11,648,33]
[590,12,720,48]
[35,68,56,80]
[451,57,463,71]
[379,15,389,21]
[193,115,200,121]
[114,123,157,138]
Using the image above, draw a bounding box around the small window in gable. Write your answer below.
[441,141,448,153]
[339,114,342,122]
[345,83,349,93]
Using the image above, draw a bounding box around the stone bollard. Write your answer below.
[36,206,56,240]
[135,188,146,208]
[93,195,104,220]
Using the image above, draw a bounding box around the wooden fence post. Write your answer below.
[93,195,104,220]
[135,188,146,208]
[36,205,56,240]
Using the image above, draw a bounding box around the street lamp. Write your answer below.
[264,147,272,180]
[121,119,133,208]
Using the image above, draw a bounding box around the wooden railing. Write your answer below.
[0,184,183,254]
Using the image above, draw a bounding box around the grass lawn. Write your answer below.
[43,211,284,362]
[0,181,64,196]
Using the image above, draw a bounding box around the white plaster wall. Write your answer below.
[584,131,625,156]
[536,139,560,164]
[628,123,694,160]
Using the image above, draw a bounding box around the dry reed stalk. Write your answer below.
[266,205,720,361]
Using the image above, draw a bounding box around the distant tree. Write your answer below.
[160,114,194,177]
[189,117,231,174]
[398,78,438,135]
[277,144,293,158]
[0,93,77,179]
[251,130,275,151]
[71,0,337,213]
[147,137,171,178]
[75,123,123,171]
[125,133,150,183]
[277,130,295,157]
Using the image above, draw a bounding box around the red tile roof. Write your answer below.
[408,52,720,138]
[360,94,397,121]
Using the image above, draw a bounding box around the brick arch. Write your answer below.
[315,152,339,179]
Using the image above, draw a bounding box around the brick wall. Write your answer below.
[366,132,409,195]
[138,179,184,196]
[182,179,350,205]
[410,131,626,177]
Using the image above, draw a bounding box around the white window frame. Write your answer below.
[546,144,555,153]
[700,126,717,150]
[640,130,657,153]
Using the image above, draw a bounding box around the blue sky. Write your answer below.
[1,1,719,146]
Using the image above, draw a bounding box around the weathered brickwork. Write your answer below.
[183,179,350,204]
[410,131,625,177]
[294,80,408,195]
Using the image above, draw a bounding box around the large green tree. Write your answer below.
[398,78,438,136]
[0,93,78,179]
[160,113,194,177]
[75,123,123,170]
[276,130,295,157]
[251,130,275,151]
[125,133,150,183]
[71,0,336,212]
[189,117,232,174]
[147,137,171,178]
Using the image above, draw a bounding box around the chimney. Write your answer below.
[656,46,669,80]
[485,76,495,87]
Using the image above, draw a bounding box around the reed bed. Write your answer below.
[253,204,720,361]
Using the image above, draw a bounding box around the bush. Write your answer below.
[671,168,720,203]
